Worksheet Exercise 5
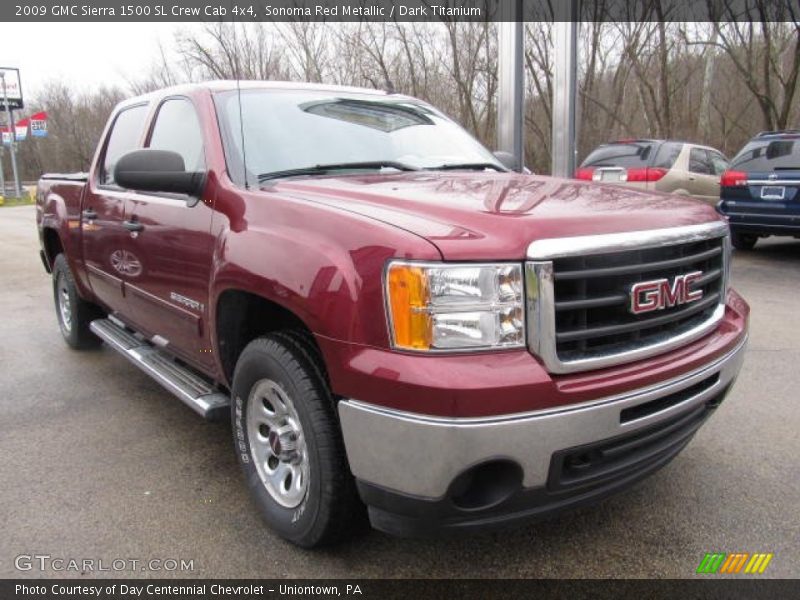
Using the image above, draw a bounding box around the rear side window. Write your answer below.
[653,142,683,169]
[101,105,148,186]
[732,138,800,171]
[708,150,729,175]
[689,148,714,175]
[148,98,205,171]
[581,142,656,168]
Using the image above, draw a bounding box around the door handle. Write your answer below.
[123,219,144,232]
[82,208,97,220]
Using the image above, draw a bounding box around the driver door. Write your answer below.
[123,97,216,371]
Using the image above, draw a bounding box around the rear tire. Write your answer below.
[52,254,103,349]
[731,231,758,251]
[231,331,364,547]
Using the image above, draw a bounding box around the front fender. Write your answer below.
[209,188,441,347]
[212,227,372,342]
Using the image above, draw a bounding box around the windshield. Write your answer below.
[731,138,800,171]
[214,89,501,186]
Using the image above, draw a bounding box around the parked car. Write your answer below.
[36,82,748,547]
[717,130,800,250]
[575,139,729,203]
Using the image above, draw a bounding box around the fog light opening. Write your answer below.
[449,460,523,512]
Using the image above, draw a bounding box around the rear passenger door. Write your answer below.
[687,147,722,202]
[82,104,149,313]
[123,97,217,371]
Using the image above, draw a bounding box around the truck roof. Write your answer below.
[118,80,397,109]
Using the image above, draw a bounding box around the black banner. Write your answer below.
[3,0,800,23]
[2,579,800,600]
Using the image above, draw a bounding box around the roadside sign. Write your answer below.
[15,118,28,141]
[0,67,23,110]
[30,111,47,137]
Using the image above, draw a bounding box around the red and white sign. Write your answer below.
[30,111,48,137]
[15,117,28,141]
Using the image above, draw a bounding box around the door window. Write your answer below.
[689,148,714,175]
[101,104,148,186]
[148,98,205,171]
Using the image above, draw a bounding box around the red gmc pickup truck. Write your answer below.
[36,81,749,547]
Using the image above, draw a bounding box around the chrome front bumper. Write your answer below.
[338,335,747,500]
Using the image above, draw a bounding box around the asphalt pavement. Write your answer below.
[1,205,798,578]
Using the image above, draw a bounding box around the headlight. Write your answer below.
[385,261,525,351]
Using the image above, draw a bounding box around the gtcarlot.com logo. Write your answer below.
[696,552,774,575]
[15,554,194,573]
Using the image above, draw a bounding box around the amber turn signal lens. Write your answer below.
[386,264,432,350]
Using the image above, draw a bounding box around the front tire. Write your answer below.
[231,331,364,547]
[731,231,758,251]
[52,254,103,349]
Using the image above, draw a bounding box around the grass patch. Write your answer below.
[0,194,34,207]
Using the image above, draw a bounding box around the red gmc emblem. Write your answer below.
[629,271,704,314]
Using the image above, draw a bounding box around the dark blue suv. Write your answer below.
[718,130,800,249]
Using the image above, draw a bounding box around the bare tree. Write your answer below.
[702,0,800,130]
[17,82,124,179]
[14,13,800,180]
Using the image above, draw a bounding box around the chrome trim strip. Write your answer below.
[746,180,800,185]
[526,222,729,374]
[527,221,729,260]
[338,335,747,499]
[725,213,799,222]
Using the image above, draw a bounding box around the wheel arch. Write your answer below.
[214,288,324,386]
[41,226,65,269]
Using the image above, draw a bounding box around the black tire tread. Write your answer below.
[236,331,365,547]
[52,254,103,349]
[731,231,758,251]
[272,330,366,545]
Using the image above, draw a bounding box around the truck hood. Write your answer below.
[274,172,723,260]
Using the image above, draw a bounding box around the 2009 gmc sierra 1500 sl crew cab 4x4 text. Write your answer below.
[36,81,749,548]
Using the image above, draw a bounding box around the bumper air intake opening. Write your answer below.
[620,372,720,424]
[549,395,729,493]
[449,460,523,512]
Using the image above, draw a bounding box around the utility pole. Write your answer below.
[0,146,6,196]
[0,70,22,198]
[497,0,524,172]
[551,0,580,177]
[698,28,718,140]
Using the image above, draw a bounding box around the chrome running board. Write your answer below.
[90,318,229,421]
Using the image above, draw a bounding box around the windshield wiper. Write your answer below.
[424,162,507,172]
[258,161,419,182]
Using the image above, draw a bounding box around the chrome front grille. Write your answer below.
[526,222,730,373]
